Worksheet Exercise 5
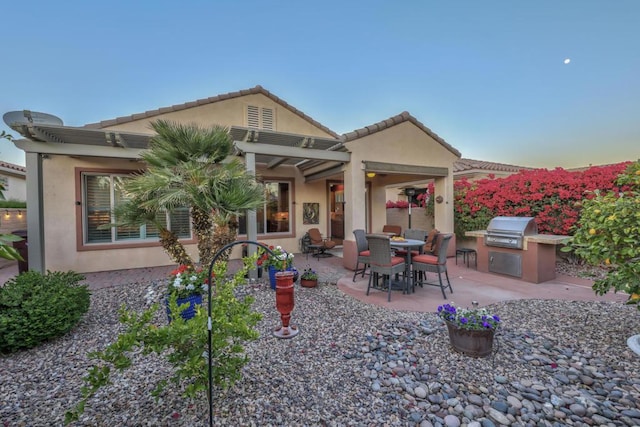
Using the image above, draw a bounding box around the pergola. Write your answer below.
[10,122,351,272]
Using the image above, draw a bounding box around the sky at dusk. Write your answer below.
[1,0,638,168]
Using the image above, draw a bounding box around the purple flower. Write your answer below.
[460,318,468,324]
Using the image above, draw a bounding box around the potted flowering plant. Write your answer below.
[258,245,295,289]
[166,265,209,321]
[437,301,500,357]
[300,266,319,288]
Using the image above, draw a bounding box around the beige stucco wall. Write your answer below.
[40,155,189,272]
[343,121,458,236]
[0,173,26,201]
[102,94,335,139]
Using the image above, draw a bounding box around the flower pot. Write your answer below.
[300,278,318,288]
[445,320,495,358]
[165,294,203,322]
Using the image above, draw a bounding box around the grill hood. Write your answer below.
[485,216,538,249]
[486,216,538,236]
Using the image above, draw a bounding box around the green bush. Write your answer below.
[66,257,261,424]
[0,201,27,208]
[0,270,90,353]
[563,160,640,309]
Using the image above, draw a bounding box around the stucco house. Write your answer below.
[7,85,460,274]
[0,160,26,202]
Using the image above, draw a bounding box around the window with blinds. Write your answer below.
[83,173,191,244]
[247,105,275,130]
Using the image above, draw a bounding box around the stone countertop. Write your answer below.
[465,230,570,245]
[526,234,570,245]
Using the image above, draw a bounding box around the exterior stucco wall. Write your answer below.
[40,155,197,273]
[343,121,458,237]
[0,174,26,201]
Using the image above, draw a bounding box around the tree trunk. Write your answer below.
[191,206,215,266]
[159,228,193,267]
[208,218,238,266]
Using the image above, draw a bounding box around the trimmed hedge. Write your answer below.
[0,270,90,353]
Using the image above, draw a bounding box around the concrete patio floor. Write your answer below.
[0,251,628,313]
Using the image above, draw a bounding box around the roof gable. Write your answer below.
[342,111,461,157]
[83,85,340,139]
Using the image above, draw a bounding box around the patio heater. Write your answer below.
[404,187,416,229]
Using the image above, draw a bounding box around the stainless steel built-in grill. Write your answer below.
[484,216,538,278]
[484,216,538,250]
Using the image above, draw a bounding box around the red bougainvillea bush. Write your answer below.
[452,162,632,236]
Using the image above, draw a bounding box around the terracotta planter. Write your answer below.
[300,278,318,288]
[445,320,495,358]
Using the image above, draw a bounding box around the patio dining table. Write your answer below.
[389,238,425,293]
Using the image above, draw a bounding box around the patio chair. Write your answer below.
[423,228,440,255]
[366,234,407,302]
[352,229,371,281]
[411,233,454,299]
[382,224,402,236]
[307,228,337,259]
[395,228,428,258]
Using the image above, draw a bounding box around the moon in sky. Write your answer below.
[564,58,571,64]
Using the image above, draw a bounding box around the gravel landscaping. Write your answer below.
[1,270,640,426]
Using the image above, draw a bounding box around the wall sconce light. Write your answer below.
[4,210,9,218]
[366,172,376,178]
[17,210,23,218]
[435,195,444,204]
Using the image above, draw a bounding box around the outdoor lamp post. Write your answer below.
[404,187,416,229]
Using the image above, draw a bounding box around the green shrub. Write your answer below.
[563,161,640,309]
[0,201,27,208]
[66,257,261,424]
[0,270,89,353]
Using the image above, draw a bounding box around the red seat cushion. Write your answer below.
[413,254,439,265]
[390,256,405,266]
[359,250,371,256]
[395,249,419,255]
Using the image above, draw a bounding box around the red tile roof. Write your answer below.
[0,161,26,174]
[453,158,531,174]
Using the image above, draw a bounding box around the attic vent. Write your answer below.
[247,106,260,128]
[246,105,275,130]
[262,108,274,130]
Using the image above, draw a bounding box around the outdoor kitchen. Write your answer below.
[465,216,568,284]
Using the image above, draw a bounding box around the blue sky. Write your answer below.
[1,0,638,168]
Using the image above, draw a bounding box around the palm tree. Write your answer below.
[116,120,265,267]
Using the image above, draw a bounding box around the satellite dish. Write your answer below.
[3,110,63,127]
